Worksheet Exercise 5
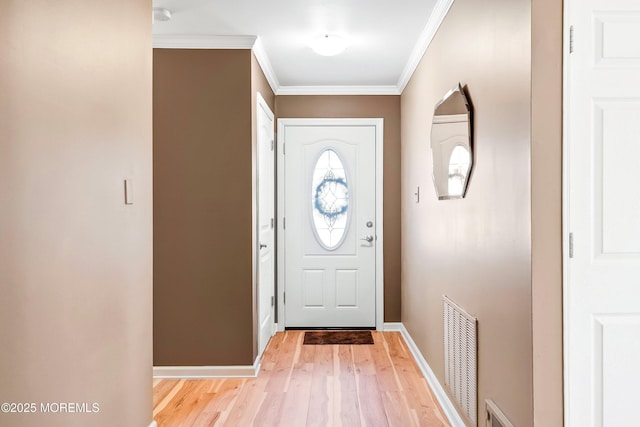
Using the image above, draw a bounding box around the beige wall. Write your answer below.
[275,96,402,321]
[153,49,255,365]
[0,1,153,426]
[401,0,533,425]
[531,0,564,424]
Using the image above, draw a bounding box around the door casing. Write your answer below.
[256,92,276,357]
[276,118,385,331]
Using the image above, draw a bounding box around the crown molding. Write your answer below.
[396,0,455,92]
[252,38,280,95]
[276,85,401,96]
[153,34,257,49]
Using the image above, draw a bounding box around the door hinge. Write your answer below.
[271,218,274,229]
[283,292,286,304]
[569,25,574,53]
[271,296,274,307]
[569,232,574,258]
[283,217,286,230]
[271,139,274,151]
[283,143,285,155]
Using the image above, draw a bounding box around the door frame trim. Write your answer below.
[276,118,385,331]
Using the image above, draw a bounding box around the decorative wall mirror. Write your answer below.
[431,83,473,199]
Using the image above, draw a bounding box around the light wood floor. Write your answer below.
[153,331,450,427]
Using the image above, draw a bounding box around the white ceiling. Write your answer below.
[152,0,452,95]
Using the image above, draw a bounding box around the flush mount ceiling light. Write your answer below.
[153,7,172,22]
[309,34,348,56]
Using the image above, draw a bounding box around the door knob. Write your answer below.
[360,235,374,243]
[260,243,267,249]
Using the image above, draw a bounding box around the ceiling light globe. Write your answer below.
[310,34,347,56]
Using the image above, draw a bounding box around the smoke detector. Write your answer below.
[153,7,172,22]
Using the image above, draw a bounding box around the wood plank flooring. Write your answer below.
[153,331,450,427]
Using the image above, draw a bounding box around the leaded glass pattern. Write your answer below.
[311,149,350,249]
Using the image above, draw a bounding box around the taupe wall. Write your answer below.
[531,0,564,424]
[401,0,533,425]
[154,64,399,366]
[275,96,402,321]
[153,49,255,365]
[0,1,153,426]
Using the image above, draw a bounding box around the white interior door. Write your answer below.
[280,120,380,328]
[257,94,275,356]
[565,1,640,425]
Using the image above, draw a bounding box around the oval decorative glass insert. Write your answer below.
[311,149,350,249]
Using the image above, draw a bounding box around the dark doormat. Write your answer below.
[303,330,374,345]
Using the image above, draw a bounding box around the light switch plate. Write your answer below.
[124,179,133,205]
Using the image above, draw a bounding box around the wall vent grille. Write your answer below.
[443,295,478,424]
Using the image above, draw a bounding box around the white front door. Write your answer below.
[279,119,381,328]
[565,1,640,425]
[257,94,275,357]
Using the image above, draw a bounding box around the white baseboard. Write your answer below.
[384,322,466,427]
[153,356,261,379]
[382,322,405,331]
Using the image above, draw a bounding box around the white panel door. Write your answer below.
[565,1,640,425]
[282,122,377,327]
[257,95,275,357]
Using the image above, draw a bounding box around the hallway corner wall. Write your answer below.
[531,0,564,424]
[0,1,153,425]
